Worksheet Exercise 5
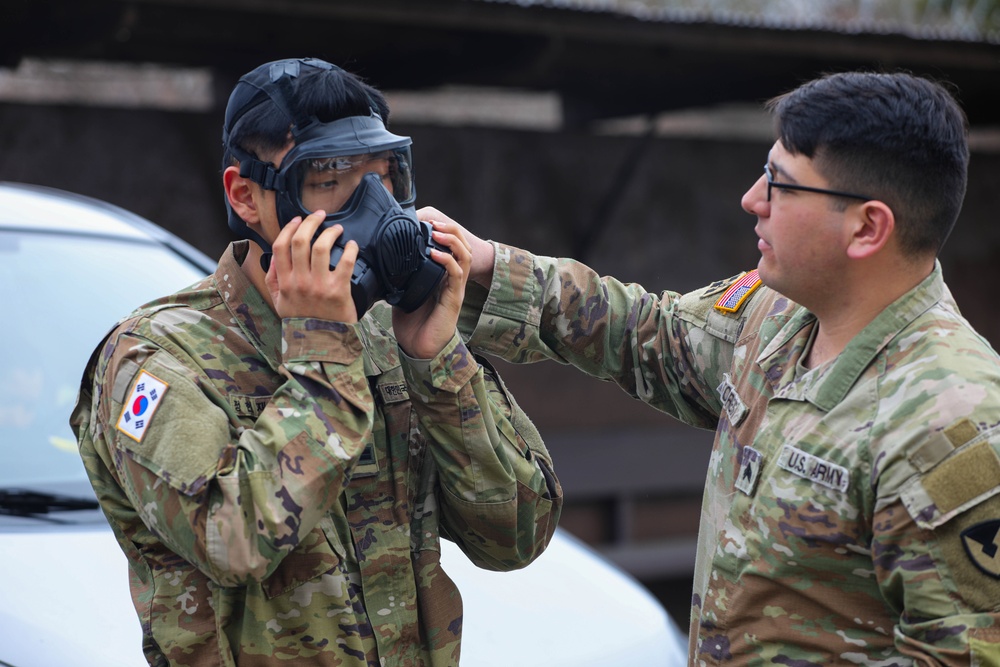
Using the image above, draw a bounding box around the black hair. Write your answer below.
[223,63,390,167]
[767,71,969,257]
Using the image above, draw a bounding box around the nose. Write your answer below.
[741,173,768,217]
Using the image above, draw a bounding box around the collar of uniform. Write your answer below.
[215,241,283,370]
[760,262,946,411]
[216,242,406,378]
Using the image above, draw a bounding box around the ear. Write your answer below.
[223,165,262,225]
[846,200,894,260]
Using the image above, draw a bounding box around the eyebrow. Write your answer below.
[767,160,800,185]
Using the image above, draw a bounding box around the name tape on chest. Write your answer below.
[378,382,409,404]
[229,394,270,419]
[717,373,748,427]
[714,270,762,314]
[777,444,850,493]
[116,370,169,443]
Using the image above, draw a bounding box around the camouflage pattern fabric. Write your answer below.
[71,241,561,667]
[466,242,1000,666]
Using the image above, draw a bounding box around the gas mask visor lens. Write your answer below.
[293,145,414,215]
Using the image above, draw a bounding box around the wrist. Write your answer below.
[470,238,496,288]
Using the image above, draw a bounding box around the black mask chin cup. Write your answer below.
[302,172,447,316]
[376,216,448,312]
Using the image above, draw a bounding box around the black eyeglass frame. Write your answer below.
[764,164,872,203]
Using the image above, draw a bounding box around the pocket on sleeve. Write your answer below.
[112,351,231,496]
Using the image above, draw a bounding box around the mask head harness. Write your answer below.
[221,58,445,315]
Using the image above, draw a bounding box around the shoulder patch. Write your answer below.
[961,520,1000,579]
[714,270,762,314]
[934,495,1000,611]
[116,369,169,443]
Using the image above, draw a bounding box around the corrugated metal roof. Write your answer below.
[476,0,1000,44]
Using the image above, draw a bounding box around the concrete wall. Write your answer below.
[6,103,997,315]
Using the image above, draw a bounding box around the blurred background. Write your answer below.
[2,0,999,628]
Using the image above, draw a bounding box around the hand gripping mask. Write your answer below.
[222,58,446,315]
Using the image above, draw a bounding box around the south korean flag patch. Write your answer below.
[116,370,169,443]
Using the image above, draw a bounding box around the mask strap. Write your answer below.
[269,61,316,139]
[229,143,281,192]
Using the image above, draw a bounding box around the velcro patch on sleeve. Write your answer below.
[714,270,762,314]
[944,418,980,448]
[924,441,1000,515]
[116,369,169,443]
[908,431,956,473]
[908,418,980,473]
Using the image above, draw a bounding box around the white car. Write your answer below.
[0,181,687,666]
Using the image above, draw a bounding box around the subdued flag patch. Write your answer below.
[116,369,169,443]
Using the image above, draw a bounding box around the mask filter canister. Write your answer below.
[317,172,446,315]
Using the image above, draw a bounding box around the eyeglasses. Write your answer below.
[764,164,872,203]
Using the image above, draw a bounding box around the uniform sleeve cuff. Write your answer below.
[467,242,541,350]
[400,331,478,394]
[281,318,365,364]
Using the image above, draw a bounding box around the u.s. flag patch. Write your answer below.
[116,370,169,443]
[714,270,762,314]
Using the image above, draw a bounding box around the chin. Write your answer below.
[755,259,771,285]
[755,263,789,300]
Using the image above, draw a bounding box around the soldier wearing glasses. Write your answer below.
[437,71,1000,664]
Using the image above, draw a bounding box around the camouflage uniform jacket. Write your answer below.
[466,243,1000,666]
[71,241,561,667]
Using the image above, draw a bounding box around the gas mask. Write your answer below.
[222,58,446,315]
[306,170,444,315]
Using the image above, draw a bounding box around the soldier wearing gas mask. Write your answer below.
[72,57,562,667]
[223,57,446,317]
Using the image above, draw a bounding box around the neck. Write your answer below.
[804,258,934,369]
[243,242,277,312]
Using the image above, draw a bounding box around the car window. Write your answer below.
[0,230,209,489]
